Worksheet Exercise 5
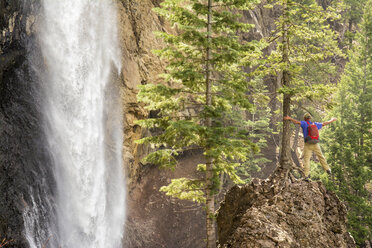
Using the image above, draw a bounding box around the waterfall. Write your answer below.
[23,0,126,247]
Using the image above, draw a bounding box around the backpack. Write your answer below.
[305,121,319,144]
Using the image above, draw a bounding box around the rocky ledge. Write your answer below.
[217,175,356,248]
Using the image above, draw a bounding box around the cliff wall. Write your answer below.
[0,1,50,247]
[116,0,165,187]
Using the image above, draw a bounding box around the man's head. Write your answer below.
[303,113,312,121]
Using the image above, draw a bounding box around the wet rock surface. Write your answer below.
[217,174,356,248]
[0,1,54,247]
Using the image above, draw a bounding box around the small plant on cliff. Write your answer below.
[136,0,264,247]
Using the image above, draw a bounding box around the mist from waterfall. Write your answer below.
[23,0,126,247]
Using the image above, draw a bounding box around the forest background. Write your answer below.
[136,0,371,247]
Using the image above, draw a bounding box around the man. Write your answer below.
[283,113,337,180]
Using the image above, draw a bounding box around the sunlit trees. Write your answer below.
[263,0,342,175]
[323,0,372,244]
[136,0,264,247]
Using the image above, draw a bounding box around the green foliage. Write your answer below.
[237,77,272,183]
[160,178,205,203]
[263,0,343,99]
[322,1,372,245]
[136,0,264,202]
[338,0,367,48]
[343,0,368,26]
[261,0,344,165]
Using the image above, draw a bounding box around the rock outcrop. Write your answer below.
[217,175,356,248]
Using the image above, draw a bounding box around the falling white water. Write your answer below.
[25,0,126,247]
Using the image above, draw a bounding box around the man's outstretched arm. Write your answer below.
[322,118,337,126]
[283,116,301,125]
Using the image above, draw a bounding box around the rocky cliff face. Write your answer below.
[217,176,356,248]
[0,1,52,247]
[0,0,31,70]
[116,0,166,187]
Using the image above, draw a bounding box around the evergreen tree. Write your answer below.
[135,0,264,247]
[263,0,343,175]
[237,77,272,183]
[323,1,372,245]
[343,0,368,46]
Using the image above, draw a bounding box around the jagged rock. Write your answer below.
[217,176,356,248]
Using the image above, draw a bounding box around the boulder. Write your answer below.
[217,176,356,248]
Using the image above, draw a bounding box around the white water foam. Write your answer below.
[25,1,126,247]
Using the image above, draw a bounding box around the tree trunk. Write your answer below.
[280,82,291,165]
[205,0,216,247]
[291,125,303,173]
[279,0,292,169]
[205,159,215,248]
[348,19,353,48]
